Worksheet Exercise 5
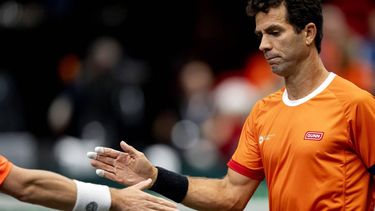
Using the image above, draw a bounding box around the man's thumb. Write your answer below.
[132,178,152,190]
[120,141,138,155]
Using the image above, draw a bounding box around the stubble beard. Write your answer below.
[270,60,294,77]
[270,64,285,77]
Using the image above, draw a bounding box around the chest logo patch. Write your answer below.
[304,131,324,141]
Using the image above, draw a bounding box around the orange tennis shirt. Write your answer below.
[228,73,375,210]
[0,155,12,185]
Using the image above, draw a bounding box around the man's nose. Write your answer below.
[259,36,271,52]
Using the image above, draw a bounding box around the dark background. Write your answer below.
[0,0,374,149]
[0,0,256,139]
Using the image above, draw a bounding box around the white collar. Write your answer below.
[282,72,336,107]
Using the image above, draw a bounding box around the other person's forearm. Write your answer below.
[2,168,76,210]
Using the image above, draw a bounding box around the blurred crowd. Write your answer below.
[0,0,374,180]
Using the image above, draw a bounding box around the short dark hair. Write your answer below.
[247,0,323,53]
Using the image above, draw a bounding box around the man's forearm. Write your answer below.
[2,165,113,210]
[149,166,239,209]
[182,177,248,211]
[2,167,76,210]
[149,168,260,211]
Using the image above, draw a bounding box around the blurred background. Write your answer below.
[0,0,374,210]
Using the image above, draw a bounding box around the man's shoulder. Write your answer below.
[254,88,284,110]
[329,75,374,104]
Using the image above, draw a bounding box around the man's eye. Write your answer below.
[270,31,280,36]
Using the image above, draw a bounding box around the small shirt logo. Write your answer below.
[304,131,324,141]
[259,134,275,144]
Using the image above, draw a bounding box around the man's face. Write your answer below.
[255,4,308,77]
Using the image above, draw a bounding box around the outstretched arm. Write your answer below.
[0,164,177,211]
[182,169,260,211]
[89,141,260,210]
[1,165,76,210]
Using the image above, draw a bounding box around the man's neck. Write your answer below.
[284,55,329,100]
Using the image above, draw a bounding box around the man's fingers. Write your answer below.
[94,169,118,181]
[90,159,115,173]
[120,141,140,155]
[87,152,97,159]
[132,178,152,190]
[94,146,121,158]
[98,155,116,166]
[90,155,114,166]
[96,169,105,177]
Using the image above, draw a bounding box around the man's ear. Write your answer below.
[304,23,317,46]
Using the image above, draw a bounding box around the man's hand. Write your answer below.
[111,179,178,211]
[87,141,157,187]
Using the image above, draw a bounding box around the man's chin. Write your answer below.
[271,66,283,76]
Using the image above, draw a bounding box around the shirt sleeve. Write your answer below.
[227,102,265,181]
[0,155,13,185]
[349,92,375,175]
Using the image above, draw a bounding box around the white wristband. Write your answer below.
[73,180,111,211]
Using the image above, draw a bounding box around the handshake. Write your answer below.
[87,141,189,210]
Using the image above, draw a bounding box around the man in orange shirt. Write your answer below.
[88,0,375,210]
[0,155,176,210]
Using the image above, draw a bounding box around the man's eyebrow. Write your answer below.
[265,24,283,32]
[254,24,283,34]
